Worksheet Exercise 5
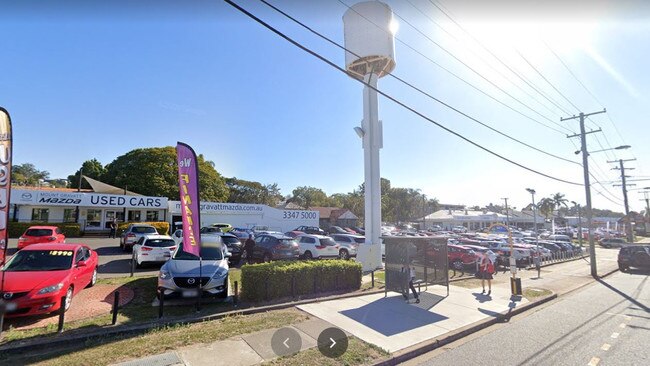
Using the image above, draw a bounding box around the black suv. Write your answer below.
[249,234,300,263]
[618,245,650,272]
[294,226,326,235]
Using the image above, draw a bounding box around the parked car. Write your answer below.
[327,226,349,235]
[352,226,365,235]
[215,232,243,265]
[547,234,572,243]
[249,233,300,263]
[0,243,98,317]
[599,238,629,248]
[133,235,176,268]
[158,235,230,299]
[200,226,225,234]
[294,226,326,235]
[283,231,303,238]
[330,234,365,260]
[447,244,477,270]
[120,224,158,252]
[296,234,340,259]
[18,226,65,250]
[538,241,563,254]
[618,245,650,272]
[210,223,233,232]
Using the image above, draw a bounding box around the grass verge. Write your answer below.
[267,337,388,366]
[522,288,552,301]
[6,309,309,366]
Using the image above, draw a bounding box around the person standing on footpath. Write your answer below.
[109,218,117,239]
[244,234,255,264]
[401,265,420,304]
[480,250,495,295]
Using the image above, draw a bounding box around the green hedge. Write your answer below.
[117,221,169,236]
[8,222,81,238]
[241,260,362,302]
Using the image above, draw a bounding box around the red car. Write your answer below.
[448,244,477,271]
[18,226,66,250]
[0,243,98,317]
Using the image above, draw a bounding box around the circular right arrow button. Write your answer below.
[317,327,348,358]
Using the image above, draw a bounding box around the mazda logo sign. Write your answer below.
[3,292,12,300]
[187,278,195,285]
[21,193,32,200]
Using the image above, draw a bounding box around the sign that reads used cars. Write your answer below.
[11,189,168,209]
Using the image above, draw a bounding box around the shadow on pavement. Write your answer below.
[340,295,449,336]
[596,276,649,313]
[472,292,492,303]
[94,246,125,256]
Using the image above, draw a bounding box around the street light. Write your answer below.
[575,145,631,155]
[571,200,583,247]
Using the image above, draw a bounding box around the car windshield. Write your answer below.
[319,238,337,246]
[173,242,224,261]
[279,239,298,246]
[2,250,73,271]
[144,239,175,248]
[24,229,53,237]
[221,236,240,245]
[132,227,157,234]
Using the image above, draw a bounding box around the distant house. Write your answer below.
[309,207,358,229]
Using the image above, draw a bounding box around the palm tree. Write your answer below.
[538,198,556,219]
[551,193,569,214]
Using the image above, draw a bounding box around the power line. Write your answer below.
[224,0,583,187]
[254,0,580,166]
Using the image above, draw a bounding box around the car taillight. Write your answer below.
[127,233,136,238]
[169,247,176,251]
[141,247,153,251]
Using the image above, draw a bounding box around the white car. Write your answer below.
[330,234,365,260]
[133,235,177,268]
[296,234,340,259]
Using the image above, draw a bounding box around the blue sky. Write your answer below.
[1,0,649,213]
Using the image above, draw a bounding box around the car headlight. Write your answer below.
[212,268,228,279]
[38,283,64,294]
[159,270,172,280]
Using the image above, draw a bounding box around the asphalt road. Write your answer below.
[410,270,649,366]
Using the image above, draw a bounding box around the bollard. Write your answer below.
[130,252,135,278]
[57,296,66,333]
[371,270,375,288]
[158,288,164,319]
[196,287,202,313]
[111,291,120,325]
[234,281,239,306]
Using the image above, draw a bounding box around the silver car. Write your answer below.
[158,235,230,298]
[330,234,365,260]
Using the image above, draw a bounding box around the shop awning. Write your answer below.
[83,175,142,196]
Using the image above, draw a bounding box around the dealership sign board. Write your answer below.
[11,189,168,209]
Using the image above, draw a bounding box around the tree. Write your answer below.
[551,193,569,215]
[68,158,107,189]
[12,163,49,186]
[225,178,283,206]
[102,147,228,201]
[538,198,556,219]
[288,186,329,209]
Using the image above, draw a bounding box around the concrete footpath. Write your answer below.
[113,248,620,366]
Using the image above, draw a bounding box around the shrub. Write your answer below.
[8,222,81,238]
[116,221,169,236]
[240,260,362,302]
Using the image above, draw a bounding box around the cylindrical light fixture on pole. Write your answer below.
[526,188,539,257]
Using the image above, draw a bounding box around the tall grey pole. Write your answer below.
[609,158,636,243]
[531,193,539,257]
[577,204,583,247]
[564,110,606,278]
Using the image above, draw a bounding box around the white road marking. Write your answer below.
[588,357,600,366]
[601,343,611,351]
[619,323,626,329]
[611,332,620,339]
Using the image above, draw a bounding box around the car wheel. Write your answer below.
[619,265,628,272]
[88,268,97,287]
[64,287,73,312]
[303,251,313,260]
[218,275,229,299]
[339,249,350,260]
[452,259,463,271]
[263,253,271,263]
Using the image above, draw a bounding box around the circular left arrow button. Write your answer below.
[271,327,302,357]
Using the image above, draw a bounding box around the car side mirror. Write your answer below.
[77,260,87,267]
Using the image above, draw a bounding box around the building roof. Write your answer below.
[424,209,508,222]
[309,207,358,220]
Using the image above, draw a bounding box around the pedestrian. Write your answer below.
[244,234,255,264]
[109,218,117,239]
[401,265,420,304]
[480,250,495,295]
